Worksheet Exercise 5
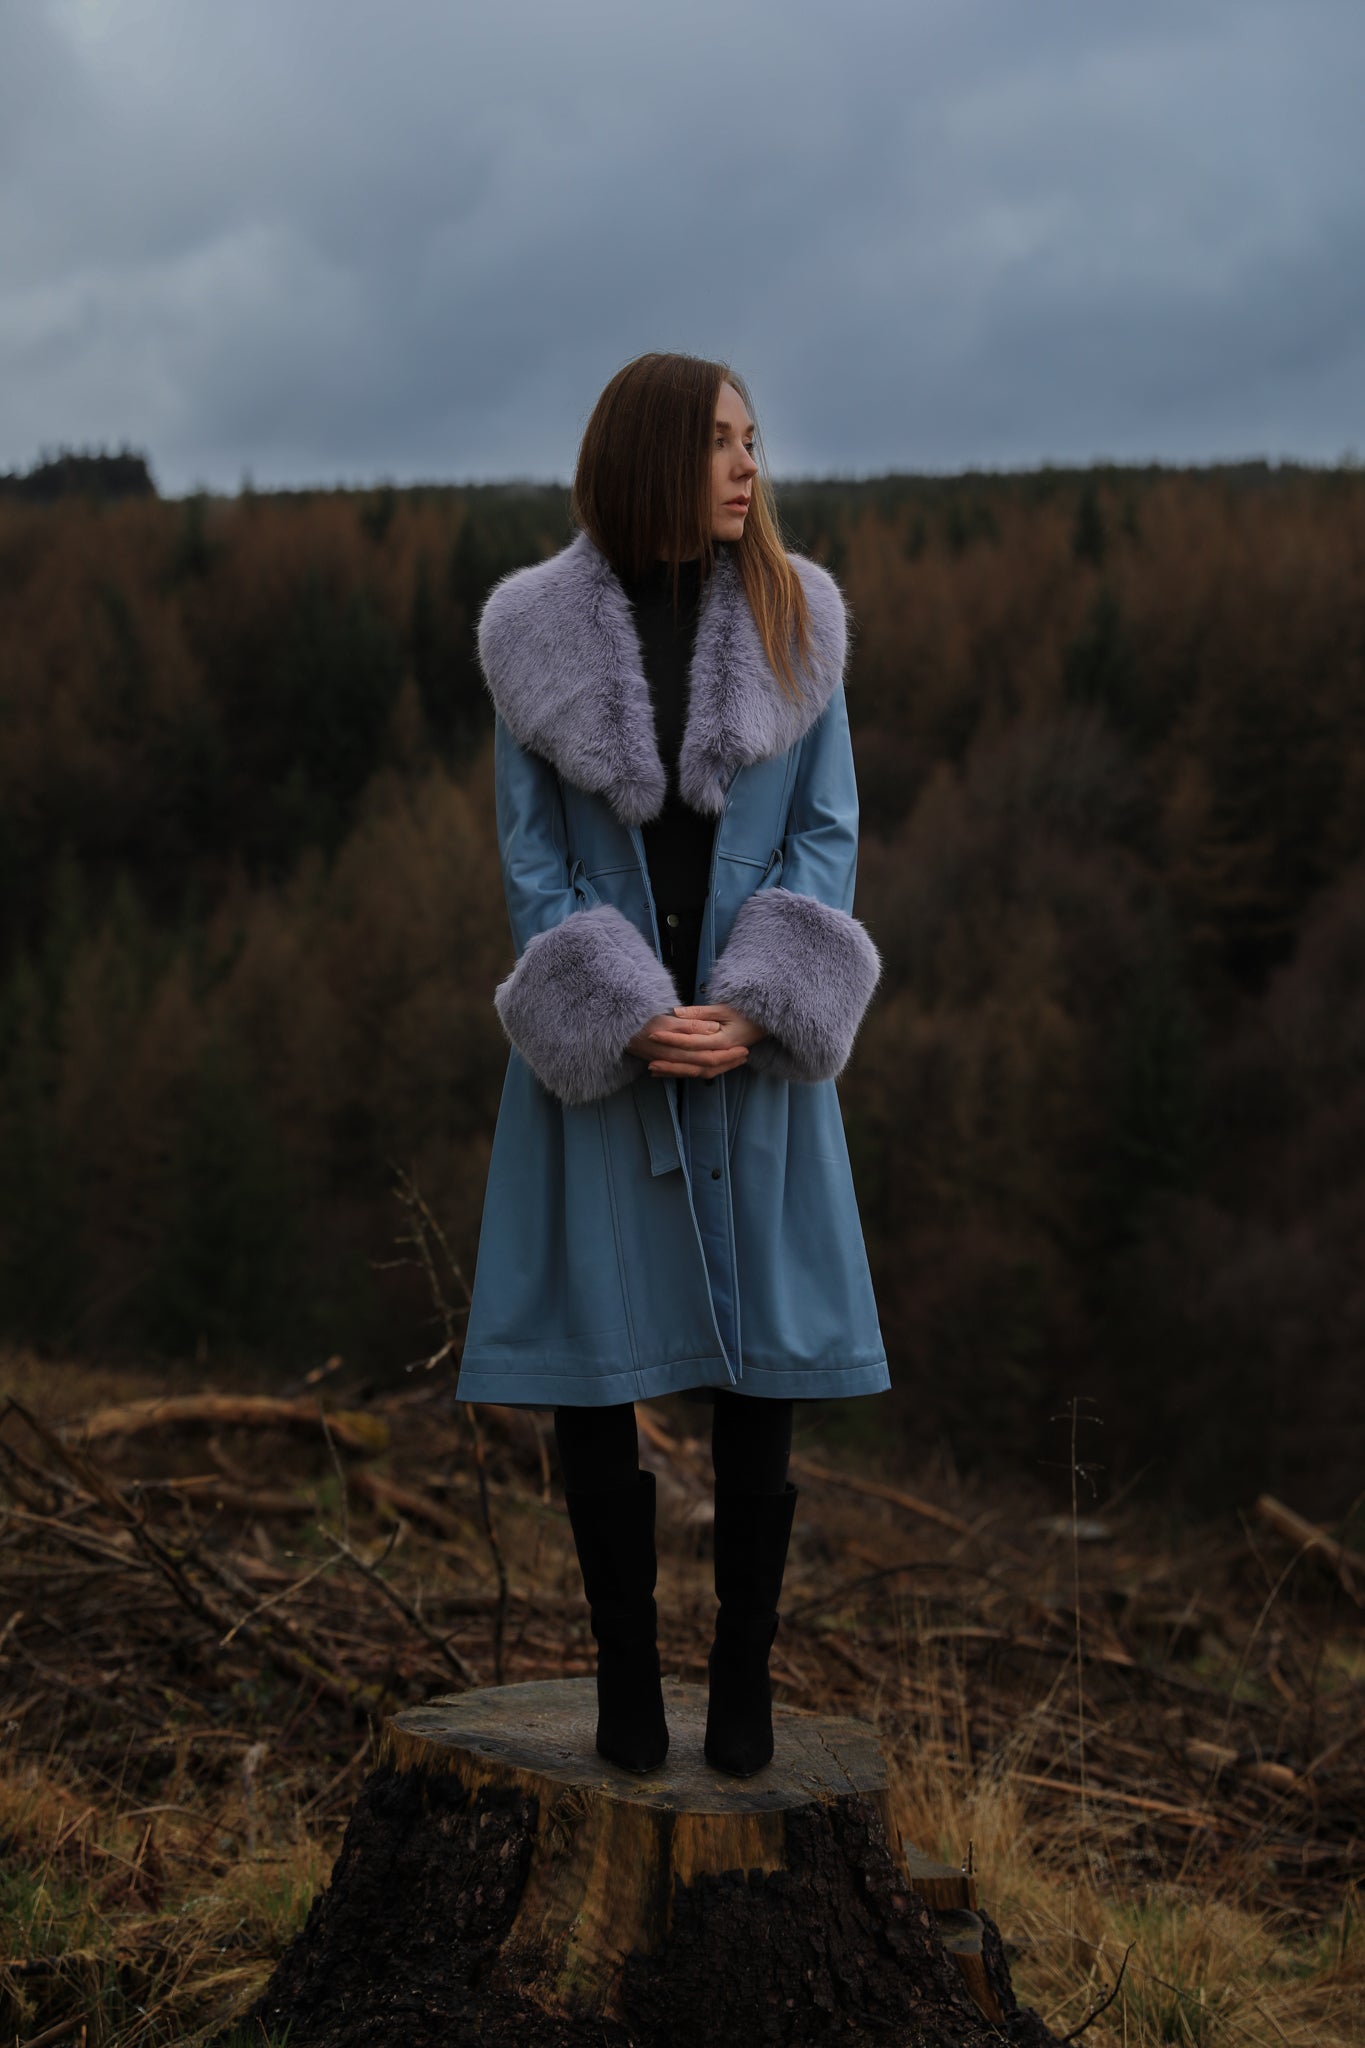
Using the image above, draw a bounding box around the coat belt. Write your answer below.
[634,1075,683,1176]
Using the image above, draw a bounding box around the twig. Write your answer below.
[133,1476,316,1518]
[322,1527,479,1686]
[0,1506,153,1570]
[1061,1940,1135,2042]
[388,1158,509,1681]
[297,1729,374,1818]
[1218,1536,1312,1761]
[1302,1718,1365,1781]
[0,1427,91,1509]
[319,1404,351,1551]
[1070,1396,1087,1828]
[785,1557,1007,1621]
[19,2015,88,2048]
[219,1551,343,1647]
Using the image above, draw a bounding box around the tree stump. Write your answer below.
[247,1677,1060,2048]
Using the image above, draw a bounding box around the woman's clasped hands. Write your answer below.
[628,1002,765,1080]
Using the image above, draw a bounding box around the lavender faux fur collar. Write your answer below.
[476,530,849,826]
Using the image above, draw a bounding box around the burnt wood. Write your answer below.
[245,1677,1060,2047]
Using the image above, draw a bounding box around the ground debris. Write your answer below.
[1,1373,1363,2043]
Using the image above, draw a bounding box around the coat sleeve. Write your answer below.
[490,712,683,1106]
[705,679,883,1083]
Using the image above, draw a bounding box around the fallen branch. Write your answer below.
[1013,1772,1219,1829]
[135,1475,317,1518]
[1184,1737,1308,1796]
[787,1453,973,1537]
[1255,1494,1365,1603]
[634,1405,700,1461]
[69,1395,389,1457]
[9,1403,381,1722]
[350,1468,475,1543]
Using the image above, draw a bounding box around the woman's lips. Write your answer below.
[725,499,750,510]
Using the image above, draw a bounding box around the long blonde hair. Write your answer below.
[571,351,814,703]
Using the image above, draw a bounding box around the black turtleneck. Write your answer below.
[619,554,718,914]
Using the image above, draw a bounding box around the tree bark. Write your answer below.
[245,1677,1060,2048]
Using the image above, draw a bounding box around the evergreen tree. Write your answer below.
[1072,481,1108,565]
[263,577,405,861]
[0,952,79,1338]
[1063,587,1142,737]
[150,1030,301,1358]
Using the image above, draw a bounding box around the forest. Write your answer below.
[3,459,1364,1509]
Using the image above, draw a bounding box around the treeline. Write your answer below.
[0,444,158,504]
[2,464,1363,1507]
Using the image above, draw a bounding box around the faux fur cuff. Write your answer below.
[706,888,882,1084]
[494,904,682,1105]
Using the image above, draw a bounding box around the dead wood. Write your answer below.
[68,1394,390,1456]
[3,1366,1363,2014]
[1255,1493,1365,1601]
[249,1678,1057,2047]
[788,1450,976,1536]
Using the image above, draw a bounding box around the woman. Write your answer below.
[456,352,888,1778]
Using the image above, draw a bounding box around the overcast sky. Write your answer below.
[3,0,1363,494]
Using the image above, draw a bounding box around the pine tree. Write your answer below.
[1072,481,1108,566]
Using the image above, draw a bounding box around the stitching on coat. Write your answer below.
[595,1101,639,1370]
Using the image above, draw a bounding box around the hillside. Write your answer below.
[3,465,1365,1502]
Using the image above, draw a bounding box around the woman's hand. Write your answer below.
[628,1002,766,1080]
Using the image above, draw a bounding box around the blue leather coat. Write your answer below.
[454,533,889,1408]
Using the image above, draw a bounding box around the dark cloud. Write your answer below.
[2,0,1362,490]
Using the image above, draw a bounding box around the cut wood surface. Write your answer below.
[248,1676,1060,2048]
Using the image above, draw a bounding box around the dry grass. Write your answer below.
[888,1761,1363,2045]
[1,1348,1361,2045]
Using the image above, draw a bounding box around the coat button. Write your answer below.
[711,1167,721,1179]
[666,913,679,927]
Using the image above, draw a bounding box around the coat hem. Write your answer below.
[453,1352,890,1408]
[715,1357,891,1400]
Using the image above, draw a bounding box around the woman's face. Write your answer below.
[710,380,759,541]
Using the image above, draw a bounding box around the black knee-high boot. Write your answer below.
[563,1468,670,1773]
[704,1482,798,1776]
